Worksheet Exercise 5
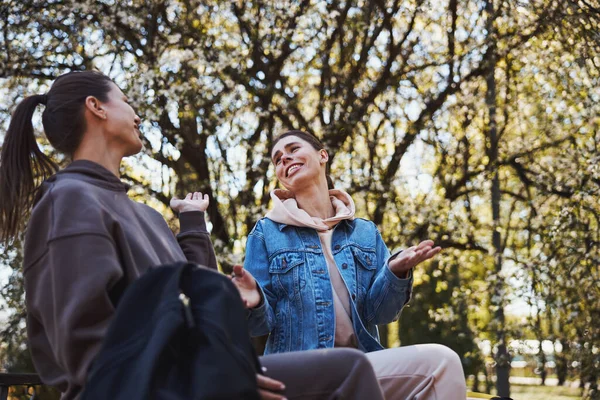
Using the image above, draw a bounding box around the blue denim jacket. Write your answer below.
[244,217,413,354]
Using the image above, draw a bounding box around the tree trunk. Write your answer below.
[538,340,547,386]
[378,324,389,348]
[484,0,510,397]
[535,293,546,385]
[472,371,480,392]
[555,338,568,386]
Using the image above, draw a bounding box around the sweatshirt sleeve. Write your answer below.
[177,211,218,270]
[25,233,123,392]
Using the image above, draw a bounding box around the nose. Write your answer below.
[281,153,293,165]
[134,114,141,126]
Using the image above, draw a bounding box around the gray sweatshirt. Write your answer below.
[22,160,217,400]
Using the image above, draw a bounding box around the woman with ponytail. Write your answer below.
[0,72,385,400]
[0,70,218,398]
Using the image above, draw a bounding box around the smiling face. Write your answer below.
[271,135,328,191]
[101,83,143,156]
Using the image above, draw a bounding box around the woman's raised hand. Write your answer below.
[229,265,262,309]
[388,240,441,278]
[170,192,209,213]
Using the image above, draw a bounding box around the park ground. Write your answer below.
[467,377,584,400]
[502,384,581,400]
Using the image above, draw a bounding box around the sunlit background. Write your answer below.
[1,1,599,399]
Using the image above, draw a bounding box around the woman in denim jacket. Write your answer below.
[233,130,468,399]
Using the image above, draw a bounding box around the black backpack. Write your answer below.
[81,262,261,400]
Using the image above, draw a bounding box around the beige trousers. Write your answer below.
[365,344,467,400]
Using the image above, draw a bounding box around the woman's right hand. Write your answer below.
[229,265,262,309]
[170,192,209,213]
[256,372,287,400]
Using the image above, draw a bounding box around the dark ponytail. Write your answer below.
[273,130,335,189]
[0,95,57,244]
[0,70,113,244]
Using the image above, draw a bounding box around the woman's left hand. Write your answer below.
[229,265,263,309]
[170,192,209,213]
[388,240,441,278]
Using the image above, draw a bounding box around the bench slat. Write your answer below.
[0,373,43,385]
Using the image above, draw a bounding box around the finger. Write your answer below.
[417,245,440,257]
[414,246,429,257]
[416,240,435,249]
[257,374,286,391]
[258,389,287,400]
[233,264,245,278]
[185,193,193,200]
[203,194,209,201]
[423,246,442,260]
[411,248,439,267]
[412,248,430,264]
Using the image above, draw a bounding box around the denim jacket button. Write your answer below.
[351,294,356,301]
[334,244,341,250]
[341,263,348,269]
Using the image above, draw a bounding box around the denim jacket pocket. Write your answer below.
[269,252,304,273]
[351,247,377,271]
[351,247,377,305]
[268,252,306,296]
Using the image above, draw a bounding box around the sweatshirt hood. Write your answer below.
[48,160,129,192]
[265,189,355,231]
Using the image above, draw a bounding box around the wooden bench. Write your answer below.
[1,372,508,400]
[0,373,42,400]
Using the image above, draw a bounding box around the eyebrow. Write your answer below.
[272,142,300,161]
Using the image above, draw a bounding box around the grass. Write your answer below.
[466,376,584,400]
[496,384,582,400]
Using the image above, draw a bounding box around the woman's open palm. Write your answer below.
[388,240,441,277]
[170,192,209,213]
[229,265,262,309]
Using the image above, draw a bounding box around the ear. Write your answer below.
[84,96,106,120]
[320,149,329,164]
